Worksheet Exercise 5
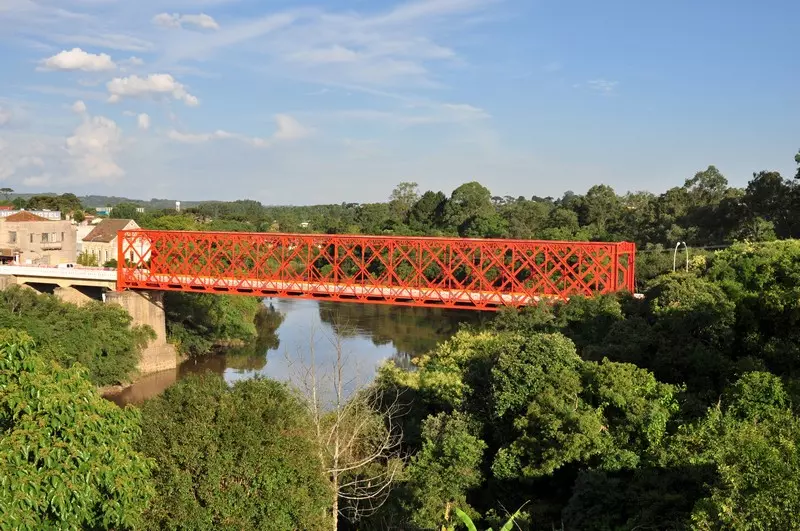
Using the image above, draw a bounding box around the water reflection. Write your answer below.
[106,299,481,407]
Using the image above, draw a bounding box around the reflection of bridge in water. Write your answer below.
[118,230,637,311]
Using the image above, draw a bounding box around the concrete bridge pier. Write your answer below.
[105,290,178,374]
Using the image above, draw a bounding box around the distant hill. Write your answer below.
[10,193,203,210]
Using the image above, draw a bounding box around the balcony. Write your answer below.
[40,242,63,250]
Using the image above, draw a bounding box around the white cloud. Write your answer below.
[66,115,124,181]
[168,129,235,143]
[586,79,619,94]
[288,46,359,64]
[137,113,151,130]
[106,74,199,106]
[153,12,220,30]
[273,114,313,140]
[168,114,312,147]
[41,48,116,72]
[0,107,11,126]
[315,102,489,126]
[71,100,87,114]
[124,56,144,66]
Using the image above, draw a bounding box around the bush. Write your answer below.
[0,286,153,385]
[163,292,263,357]
[138,374,331,530]
[0,329,154,529]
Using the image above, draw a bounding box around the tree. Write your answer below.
[138,374,331,530]
[76,250,99,266]
[72,209,86,223]
[401,412,487,529]
[578,184,621,237]
[795,149,800,180]
[664,372,800,529]
[491,333,678,479]
[163,292,263,357]
[684,165,728,206]
[389,182,420,219]
[0,329,154,529]
[0,285,154,386]
[26,193,82,215]
[291,325,404,530]
[741,171,794,238]
[442,182,494,232]
[408,191,447,232]
[0,187,13,202]
[110,202,141,220]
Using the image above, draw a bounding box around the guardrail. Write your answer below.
[0,265,117,281]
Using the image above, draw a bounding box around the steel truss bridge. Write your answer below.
[115,230,636,311]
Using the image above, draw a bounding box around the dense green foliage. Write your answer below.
[163,292,266,357]
[0,329,153,530]
[137,374,331,530]
[353,240,800,529]
[0,286,153,385]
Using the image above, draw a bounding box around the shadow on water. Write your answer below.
[105,298,483,407]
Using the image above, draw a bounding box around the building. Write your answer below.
[95,207,113,216]
[81,218,143,265]
[0,211,77,265]
[0,209,61,221]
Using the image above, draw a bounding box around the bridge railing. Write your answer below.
[117,230,635,309]
[0,264,117,281]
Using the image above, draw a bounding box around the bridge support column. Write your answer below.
[105,290,177,374]
[53,286,93,306]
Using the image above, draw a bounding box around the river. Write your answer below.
[105,299,487,406]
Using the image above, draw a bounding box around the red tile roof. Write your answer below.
[0,206,14,211]
[83,219,135,243]
[4,211,49,222]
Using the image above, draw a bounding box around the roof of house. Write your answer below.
[83,218,135,243]
[0,206,14,211]
[4,211,49,222]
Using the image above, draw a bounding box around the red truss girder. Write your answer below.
[117,230,636,311]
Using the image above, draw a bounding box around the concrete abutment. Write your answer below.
[105,290,178,374]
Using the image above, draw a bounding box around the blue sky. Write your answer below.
[0,0,797,204]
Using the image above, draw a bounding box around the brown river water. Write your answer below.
[105,298,486,407]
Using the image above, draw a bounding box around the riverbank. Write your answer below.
[101,298,476,406]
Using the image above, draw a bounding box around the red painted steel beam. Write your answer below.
[116,230,636,311]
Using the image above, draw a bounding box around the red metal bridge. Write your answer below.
[117,230,635,311]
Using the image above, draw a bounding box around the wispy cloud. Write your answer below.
[586,78,619,94]
[168,114,313,147]
[156,0,494,89]
[53,33,155,52]
[153,13,220,31]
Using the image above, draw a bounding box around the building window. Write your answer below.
[41,233,49,243]
[8,232,16,244]
[30,233,34,243]
[61,232,65,242]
